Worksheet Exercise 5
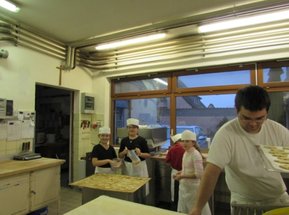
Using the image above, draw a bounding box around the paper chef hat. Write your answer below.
[126,118,139,127]
[181,130,197,141]
[171,134,182,143]
[99,127,111,134]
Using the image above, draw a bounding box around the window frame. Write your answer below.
[110,60,289,148]
[257,61,289,90]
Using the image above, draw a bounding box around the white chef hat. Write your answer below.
[99,127,111,134]
[171,133,182,143]
[181,130,196,141]
[126,118,139,127]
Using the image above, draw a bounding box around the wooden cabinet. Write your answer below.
[30,166,60,211]
[0,174,30,215]
[0,158,64,215]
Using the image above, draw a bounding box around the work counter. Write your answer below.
[0,157,65,178]
[0,158,65,215]
[64,195,185,215]
[70,173,150,204]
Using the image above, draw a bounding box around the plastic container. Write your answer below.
[111,158,122,168]
[263,207,289,215]
[128,150,141,165]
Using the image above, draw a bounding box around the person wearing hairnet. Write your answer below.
[91,127,117,174]
[174,130,211,215]
[166,133,185,210]
[118,118,151,196]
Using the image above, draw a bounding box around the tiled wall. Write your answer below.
[72,113,104,181]
[0,138,33,160]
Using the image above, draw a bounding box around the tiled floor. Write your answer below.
[48,187,82,215]
[47,186,231,215]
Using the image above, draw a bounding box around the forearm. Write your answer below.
[92,158,111,167]
[139,152,151,159]
[118,150,126,158]
[179,173,197,179]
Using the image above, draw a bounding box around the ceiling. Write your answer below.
[1,0,287,46]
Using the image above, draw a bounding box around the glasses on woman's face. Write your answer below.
[239,114,267,124]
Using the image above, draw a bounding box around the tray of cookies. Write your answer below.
[258,145,289,172]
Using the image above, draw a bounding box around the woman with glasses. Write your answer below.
[118,118,151,197]
[190,85,289,215]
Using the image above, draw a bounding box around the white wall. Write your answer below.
[0,44,94,178]
[0,44,93,109]
[92,75,111,126]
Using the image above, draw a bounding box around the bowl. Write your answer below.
[111,158,122,168]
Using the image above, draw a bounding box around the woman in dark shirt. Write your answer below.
[118,118,150,195]
[91,127,117,174]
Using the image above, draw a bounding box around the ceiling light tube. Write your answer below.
[95,33,166,50]
[198,8,289,33]
[153,78,168,86]
[0,0,20,12]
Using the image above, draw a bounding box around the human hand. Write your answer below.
[135,147,141,156]
[173,172,182,181]
[123,147,129,155]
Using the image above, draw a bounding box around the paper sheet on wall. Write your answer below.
[21,120,35,139]
[7,120,21,141]
[0,122,7,140]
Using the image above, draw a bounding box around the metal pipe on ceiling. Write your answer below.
[0,17,67,61]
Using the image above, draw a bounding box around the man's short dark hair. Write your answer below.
[235,85,271,112]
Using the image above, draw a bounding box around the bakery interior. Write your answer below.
[1,0,289,214]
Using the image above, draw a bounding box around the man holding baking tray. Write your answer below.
[190,85,289,215]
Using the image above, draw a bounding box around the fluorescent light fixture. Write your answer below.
[0,0,20,12]
[198,9,289,33]
[96,33,166,50]
[153,78,168,86]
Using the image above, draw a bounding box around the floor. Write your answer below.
[48,187,82,215]
[46,187,230,215]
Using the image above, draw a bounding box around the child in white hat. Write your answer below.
[118,118,150,197]
[166,133,185,210]
[91,126,118,174]
[174,130,211,215]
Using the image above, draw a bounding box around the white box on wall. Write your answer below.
[81,93,95,114]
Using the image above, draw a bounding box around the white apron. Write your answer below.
[124,160,149,196]
[95,166,114,174]
[231,192,289,215]
[178,180,211,215]
[171,168,178,202]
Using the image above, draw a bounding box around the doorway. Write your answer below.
[35,84,73,186]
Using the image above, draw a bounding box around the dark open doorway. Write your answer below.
[35,84,73,186]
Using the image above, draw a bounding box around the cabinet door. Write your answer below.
[30,166,60,211]
[0,174,29,215]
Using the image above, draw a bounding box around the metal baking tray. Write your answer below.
[258,145,289,173]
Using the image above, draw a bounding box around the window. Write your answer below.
[268,91,289,129]
[114,77,168,93]
[111,60,289,152]
[176,94,236,150]
[177,70,251,88]
[262,67,289,83]
[114,97,170,147]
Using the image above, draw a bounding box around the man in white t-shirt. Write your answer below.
[190,85,289,215]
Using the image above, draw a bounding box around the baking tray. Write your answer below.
[258,145,289,173]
